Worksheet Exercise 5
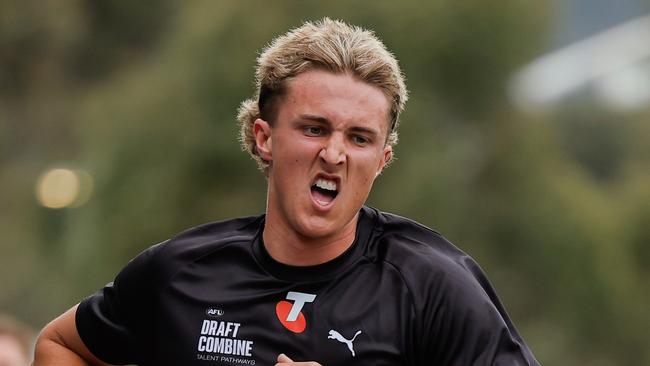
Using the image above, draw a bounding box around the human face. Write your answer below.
[254,69,392,241]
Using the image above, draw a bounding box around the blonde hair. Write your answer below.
[237,18,408,172]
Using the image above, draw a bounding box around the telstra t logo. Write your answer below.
[275,291,316,333]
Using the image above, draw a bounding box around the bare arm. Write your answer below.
[33,304,112,366]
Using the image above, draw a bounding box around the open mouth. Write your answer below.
[311,178,339,206]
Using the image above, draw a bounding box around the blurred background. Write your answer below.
[1,0,649,364]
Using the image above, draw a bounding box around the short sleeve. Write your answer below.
[416,256,540,366]
[76,241,167,365]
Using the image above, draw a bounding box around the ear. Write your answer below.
[253,118,273,162]
[376,145,393,177]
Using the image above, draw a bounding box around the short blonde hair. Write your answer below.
[237,18,408,172]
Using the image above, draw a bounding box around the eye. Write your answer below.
[304,126,323,136]
[352,135,370,146]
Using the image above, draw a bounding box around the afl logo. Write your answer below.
[206,308,224,317]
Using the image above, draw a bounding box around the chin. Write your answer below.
[295,217,341,240]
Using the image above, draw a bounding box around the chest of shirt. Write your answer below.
[138,261,414,365]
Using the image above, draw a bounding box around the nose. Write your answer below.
[319,134,346,166]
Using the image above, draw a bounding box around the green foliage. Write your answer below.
[1,1,648,364]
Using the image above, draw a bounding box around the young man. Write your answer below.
[34,18,540,366]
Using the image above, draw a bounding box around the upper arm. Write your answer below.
[35,304,112,366]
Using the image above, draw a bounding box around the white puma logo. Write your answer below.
[327,329,362,357]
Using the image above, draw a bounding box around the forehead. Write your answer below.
[280,69,391,132]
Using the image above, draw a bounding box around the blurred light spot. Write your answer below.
[36,168,93,209]
[510,14,650,112]
[595,65,650,112]
[71,169,94,208]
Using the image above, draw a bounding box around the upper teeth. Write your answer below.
[315,178,337,191]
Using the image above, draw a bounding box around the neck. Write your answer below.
[262,213,358,266]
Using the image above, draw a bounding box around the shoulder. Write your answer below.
[367,207,471,272]
[119,214,264,284]
[364,207,488,304]
[160,214,263,257]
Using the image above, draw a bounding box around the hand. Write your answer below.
[275,353,323,365]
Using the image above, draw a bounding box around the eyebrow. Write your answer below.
[298,114,380,137]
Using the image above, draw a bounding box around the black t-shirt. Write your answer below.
[76,206,540,365]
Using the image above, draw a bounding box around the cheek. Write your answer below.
[282,137,320,159]
[275,141,309,167]
[358,152,384,177]
[352,158,381,189]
